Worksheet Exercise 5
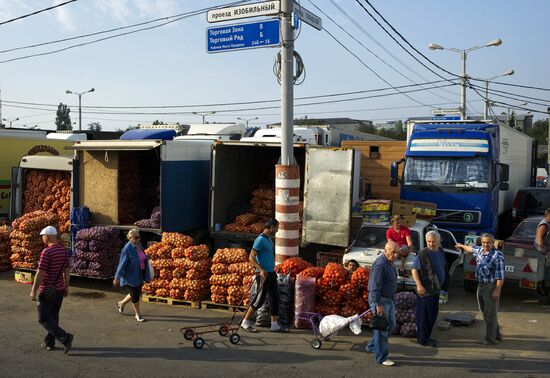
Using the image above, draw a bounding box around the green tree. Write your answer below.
[87,121,102,132]
[55,103,72,130]
[508,111,517,129]
[358,123,376,134]
[152,120,165,125]
[526,118,549,145]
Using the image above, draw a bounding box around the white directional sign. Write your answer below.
[207,1,280,23]
[431,108,461,115]
[293,2,322,30]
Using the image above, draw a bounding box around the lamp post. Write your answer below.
[480,69,515,119]
[237,116,258,128]
[429,38,503,120]
[2,117,19,128]
[192,111,216,123]
[65,88,95,132]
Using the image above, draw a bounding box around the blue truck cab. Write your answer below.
[391,120,535,242]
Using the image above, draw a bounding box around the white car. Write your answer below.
[343,219,464,289]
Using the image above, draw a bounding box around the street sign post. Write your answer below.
[207,1,280,23]
[206,19,280,53]
[293,2,322,30]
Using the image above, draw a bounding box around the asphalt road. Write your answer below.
[1,269,549,378]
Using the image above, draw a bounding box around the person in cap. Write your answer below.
[30,226,73,353]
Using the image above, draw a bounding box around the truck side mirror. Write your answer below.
[390,162,398,187]
[499,163,509,182]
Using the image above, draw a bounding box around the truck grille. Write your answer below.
[435,210,481,224]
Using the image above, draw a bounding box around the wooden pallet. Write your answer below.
[142,294,201,309]
[201,300,247,312]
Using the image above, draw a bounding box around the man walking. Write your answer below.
[411,230,446,347]
[366,241,399,366]
[30,226,73,353]
[241,218,288,333]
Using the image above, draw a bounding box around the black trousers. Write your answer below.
[416,294,439,344]
[37,291,70,346]
[251,272,279,316]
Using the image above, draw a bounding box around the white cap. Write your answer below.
[40,226,58,236]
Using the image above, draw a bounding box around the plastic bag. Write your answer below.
[319,315,350,337]
[277,273,293,327]
[255,296,271,327]
[294,275,316,329]
[146,260,155,283]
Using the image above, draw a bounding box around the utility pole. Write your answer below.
[460,51,467,120]
[0,87,2,127]
[275,0,300,264]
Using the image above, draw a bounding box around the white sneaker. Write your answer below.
[270,322,281,332]
[382,359,395,366]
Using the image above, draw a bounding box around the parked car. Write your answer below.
[463,216,550,304]
[512,187,550,229]
[342,219,463,290]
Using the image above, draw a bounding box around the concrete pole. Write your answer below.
[460,50,467,120]
[275,0,300,264]
[78,94,82,132]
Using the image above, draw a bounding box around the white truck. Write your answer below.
[342,220,463,289]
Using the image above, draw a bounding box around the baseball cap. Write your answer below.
[40,226,58,236]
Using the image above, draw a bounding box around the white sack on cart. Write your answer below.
[319,314,362,337]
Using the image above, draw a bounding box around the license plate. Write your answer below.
[505,265,514,273]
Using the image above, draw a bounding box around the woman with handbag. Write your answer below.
[113,229,152,322]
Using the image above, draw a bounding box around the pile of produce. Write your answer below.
[118,152,141,225]
[143,232,212,302]
[134,206,161,229]
[27,145,59,156]
[393,291,417,338]
[0,225,11,271]
[223,185,274,233]
[72,226,121,278]
[209,248,255,305]
[23,170,71,233]
[10,211,58,269]
[276,257,313,277]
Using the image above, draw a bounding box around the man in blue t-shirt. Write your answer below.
[411,230,446,347]
[241,218,288,333]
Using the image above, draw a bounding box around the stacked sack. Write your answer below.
[72,226,121,278]
[210,248,255,305]
[23,170,71,233]
[10,211,58,269]
[223,186,274,233]
[0,225,11,271]
[134,206,161,229]
[393,291,417,338]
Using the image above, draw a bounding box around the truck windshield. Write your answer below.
[404,157,491,189]
[353,226,420,250]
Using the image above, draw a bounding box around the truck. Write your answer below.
[391,120,536,242]
[342,219,463,289]
[263,124,391,146]
[209,141,362,254]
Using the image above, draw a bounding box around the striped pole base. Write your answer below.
[275,164,300,265]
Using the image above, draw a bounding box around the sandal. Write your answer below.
[135,315,145,322]
[117,302,124,314]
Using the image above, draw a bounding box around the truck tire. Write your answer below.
[463,279,477,293]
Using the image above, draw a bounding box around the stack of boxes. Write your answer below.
[356,199,392,225]
[354,199,436,226]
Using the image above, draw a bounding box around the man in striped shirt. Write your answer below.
[30,226,73,353]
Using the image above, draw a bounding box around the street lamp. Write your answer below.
[237,116,258,128]
[479,69,515,119]
[65,88,95,132]
[2,117,19,128]
[192,111,215,123]
[429,38,503,120]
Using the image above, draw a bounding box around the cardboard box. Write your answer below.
[392,200,414,216]
[362,199,392,212]
[412,201,437,218]
[398,214,416,228]
[363,212,391,225]
[14,271,33,284]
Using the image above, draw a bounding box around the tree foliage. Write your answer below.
[526,118,549,145]
[87,121,102,132]
[55,103,72,130]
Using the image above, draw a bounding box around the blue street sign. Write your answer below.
[206,19,280,53]
[431,116,461,120]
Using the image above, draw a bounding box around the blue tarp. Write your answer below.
[120,129,176,140]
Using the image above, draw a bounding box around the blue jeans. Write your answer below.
[367,297,396,364]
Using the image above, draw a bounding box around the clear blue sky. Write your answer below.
[0,0,548,131]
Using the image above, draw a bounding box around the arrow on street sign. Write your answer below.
[207,1,280,23]
[293,2,322,30]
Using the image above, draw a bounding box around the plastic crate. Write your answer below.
[316,251,344,267]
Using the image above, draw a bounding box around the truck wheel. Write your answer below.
[463,279,477,293]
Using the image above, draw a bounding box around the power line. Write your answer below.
[0,1,249,64]
[468,82,550,105]
[470,79,550,92]
[0,0,78,27]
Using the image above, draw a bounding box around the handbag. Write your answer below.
[371,313,389,331]
[145,259,154,283]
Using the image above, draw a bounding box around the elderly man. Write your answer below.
[456,233,504,345]
[366,241,399,366]
[411,230,446,347]
[30,226,73,354]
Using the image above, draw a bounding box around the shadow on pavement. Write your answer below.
[69,346,350,363]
